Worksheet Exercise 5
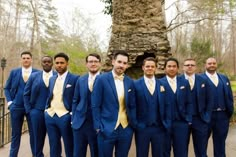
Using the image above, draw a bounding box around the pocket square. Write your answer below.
[180,86,185,89]
[160,86,165,92]
[128,89,132,92]
[66,84,72,88]
[201,84,205,88]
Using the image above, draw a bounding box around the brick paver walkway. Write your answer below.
[0,125,235,157]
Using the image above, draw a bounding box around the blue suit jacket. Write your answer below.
[4,67,39,109]
[23,71,57,113]
[71,74,91,129]
[180,74,213,123]
[91,72,136,135]
[159,76,193,123]
[134,77,172,131]
[201,73,234,117]
[45,72,79,112]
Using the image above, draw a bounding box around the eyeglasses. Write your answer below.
[184,64,196,67]
[87,60,100,64]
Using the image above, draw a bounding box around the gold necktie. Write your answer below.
[23,71,30,82]
[170,79,176,93]
[114,75,124,81]
[89,77,94,92]
[147,79,155,95]
[211,75,218,86]
[188,77,194,90]
[44,73,50,87]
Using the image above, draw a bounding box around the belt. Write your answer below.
[213,108,226,112]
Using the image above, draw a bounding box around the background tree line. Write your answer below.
[0,0,102,75]
[103,0,236,76]
[1,0,236,77]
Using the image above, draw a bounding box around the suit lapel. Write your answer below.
[107,72,119,103]
[63,73,70,91]
[123,76,130,106]
[83,74,89,98]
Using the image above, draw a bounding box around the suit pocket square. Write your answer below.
[128,89,132,92]
[66,84,72,88]
[180,86,185,89]
[160,86,165,92]
[201,84,205,88]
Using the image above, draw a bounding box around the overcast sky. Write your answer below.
[52,0,177,51]
[52,0,112,51]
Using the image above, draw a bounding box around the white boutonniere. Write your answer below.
[160,86,165,92]
[180,86,185,89]
[201,84,205,88]
[128,89,132,92]
[226,82,229,86]
[66,84,72,88]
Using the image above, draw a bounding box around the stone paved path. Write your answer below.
[0,125,235,157]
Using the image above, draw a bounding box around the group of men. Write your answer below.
[4,50,234,157]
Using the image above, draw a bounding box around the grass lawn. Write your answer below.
[231,81,236,92]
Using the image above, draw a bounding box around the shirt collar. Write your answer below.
[166,76,176,82]
[144,75,155,82]
[43,70,53,76]
[89,71,100,80]
[184,73,195,80]
[22,67,32,72]
[205,71,217,78]
[57,71,68,80]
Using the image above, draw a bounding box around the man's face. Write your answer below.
[21,54,32,68]
[183,60,196,76]
[112,54,128,76]
[86,56,101,74]
[142,60,156,78]
[165,61,178,78]
[41,57,53,73]
[54,57,68,75]
[205,58,217,74]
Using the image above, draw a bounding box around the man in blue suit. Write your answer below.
[91,50,136,157]
[4,51,39,157]
[72,53,101,157]
[159,58,192,157]
[24,56,56,157]
[181,58,213,157]
[134,57,171,157]
[45,52,78,157]
[201,57,234,157]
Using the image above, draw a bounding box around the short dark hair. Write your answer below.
[143,57,157,66]
[41,55,53,61]
[54,52,69,62]
[113,50,129,61]
[86,53,101,62]
[164,57,179,68]
[21,51,32,58]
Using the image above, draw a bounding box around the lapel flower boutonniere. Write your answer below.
[160,86,165,92]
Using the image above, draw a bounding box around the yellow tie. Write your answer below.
[211,75,218,86]
[44,73,50,87]
[114,75,124,81]
[170,79,176,93]
[23,71,30,82]
[147,79,155,95]
[188,77,194,90]
[89,77,94,92]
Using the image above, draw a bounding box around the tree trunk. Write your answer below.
[104,0,171,78]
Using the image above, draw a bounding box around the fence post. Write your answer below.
[0,97,5,147]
